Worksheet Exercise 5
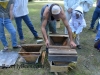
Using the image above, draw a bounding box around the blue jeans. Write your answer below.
[0,18,18,47]
[90,7,100,30]
[95,24,100,41]
[45,20,56,33]
[15,15,38,40]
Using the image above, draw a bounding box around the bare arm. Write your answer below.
[61,11,73,41]
[9,4,14,20]
[63,18,73,42]
[41,16,48,41]
[60,10,76,48]
[41,7,49,47]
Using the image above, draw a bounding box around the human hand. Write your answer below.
[67,8,72,13]
[45,39,50,48]
[70,41,76,49]
[10,16,15,20]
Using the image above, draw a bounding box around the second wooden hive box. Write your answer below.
[18,44,43,62]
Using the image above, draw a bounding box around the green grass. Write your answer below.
[0,1,100,75]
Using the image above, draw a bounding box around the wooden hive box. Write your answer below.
[48,46,77,62]
[49,34,69,46]
[49,61,69,72]
[18,44,43,62]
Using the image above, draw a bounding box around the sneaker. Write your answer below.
[35,36,42,39]
[13,45,21,49]
[1,46,8,52]
[77,45,81,49]
[20,39,26,44]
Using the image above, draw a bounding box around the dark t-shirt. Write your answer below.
[0,0,14,18]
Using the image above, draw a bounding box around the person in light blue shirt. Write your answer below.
[80,0,93,16]
[63,0,80,34]
[13,0,42,44]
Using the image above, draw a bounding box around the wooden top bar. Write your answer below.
[49,34,69,37]
[48,46,77,55]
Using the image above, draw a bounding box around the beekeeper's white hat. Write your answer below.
[75,6,83,14]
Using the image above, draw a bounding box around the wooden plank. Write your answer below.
[20,55,40,62]
[48,46,77,55]
[21,44,43,47]
[18,44,43,62]
[49,34,69,37]
[19,52,40,54]
[48,55,77,62]
[49,50,77,55]
[49,61,68,72]
[49,46,71,48]
[18,52,40,56]
[52,61,70,66]
[18,52,40,54]
[49,49,77,55]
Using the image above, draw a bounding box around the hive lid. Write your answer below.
[48,46,77,55]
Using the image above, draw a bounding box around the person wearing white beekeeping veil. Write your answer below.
[69,6,86,49]
[63,0,80,34]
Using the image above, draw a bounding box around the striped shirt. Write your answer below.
[0,0,14,18]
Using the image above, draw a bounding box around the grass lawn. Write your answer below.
[0,1,100,75]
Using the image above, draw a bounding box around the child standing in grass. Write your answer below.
[69,6,86,49]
